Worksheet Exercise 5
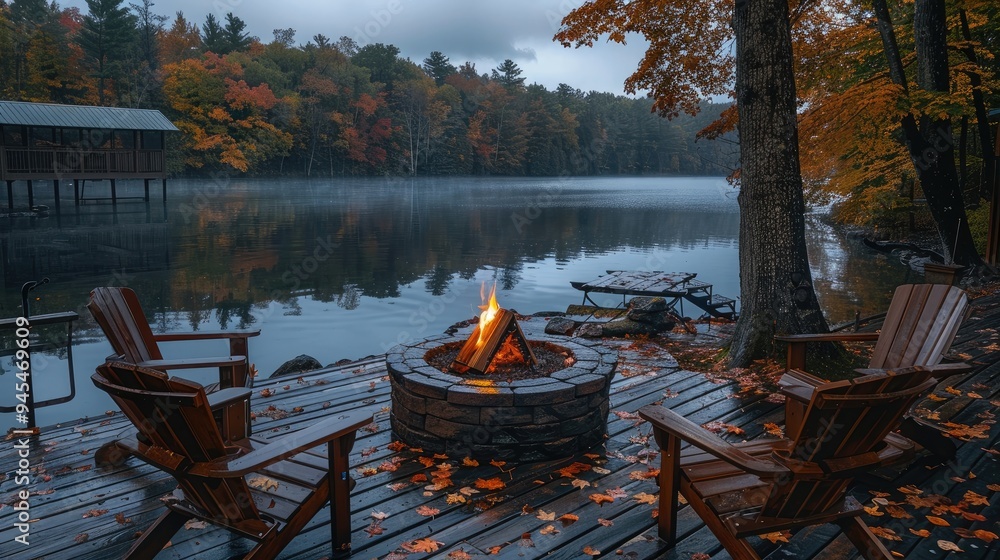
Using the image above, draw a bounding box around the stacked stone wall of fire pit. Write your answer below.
[387,335,617,462]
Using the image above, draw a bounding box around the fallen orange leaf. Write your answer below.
[475,477,506,490]
[404,537,443,553]
[582,545,601,556]
[926,515,950,527]
[909,528,931,538]
[589,493,614,506]
[937,540,962,552]
[415,505,440,517]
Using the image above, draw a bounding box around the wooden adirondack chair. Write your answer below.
[89,286,260,441]
[92,361,371,559]
[638,366,937,560]
[775,283,971,442]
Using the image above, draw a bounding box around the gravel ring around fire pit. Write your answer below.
[386,334,617,462]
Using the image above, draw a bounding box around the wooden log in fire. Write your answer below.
[450,308,537,375]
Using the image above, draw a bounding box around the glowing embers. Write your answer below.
[450,284,537,375]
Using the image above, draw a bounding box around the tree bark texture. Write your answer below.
[959,10,996,200]
[874,0,981,266]
[727,0,829,368]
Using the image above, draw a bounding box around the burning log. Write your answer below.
[450,284,537,375]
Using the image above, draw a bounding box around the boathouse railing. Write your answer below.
[2,147,165,179]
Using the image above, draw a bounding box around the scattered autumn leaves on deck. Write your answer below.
[372,442,664,558]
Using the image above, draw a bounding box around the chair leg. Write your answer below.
[684,488,762,560]
[898,416,956,461]
[125,509,187,560]
[652,428,681,544]
[838,516,894,560]
[329,433,356,558]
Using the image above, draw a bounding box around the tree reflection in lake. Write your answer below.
[0,176,908,425]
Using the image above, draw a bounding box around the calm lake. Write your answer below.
[1,176,917,427]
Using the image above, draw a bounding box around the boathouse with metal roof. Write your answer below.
[0,100,178,210]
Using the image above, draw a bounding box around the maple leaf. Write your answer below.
[463,457,480,467]
[539,525,559,535]
[897,485,923,495]
[571,479,591,490]
[558,513,579,526]
[926,515,950,526]
[448,550,473,560]
[536,509,556,521]
[606,487,629,500]
[864,505,884,516]
[387,482,410,492]
[598,518,613,527]
[404,537,443,553]
[446,493,466,505]
[114,512,131,524]
[885,505,911,519]
[475,477,506,490]
[74,533,89,543]
[972,530,997,543]
[378,460,400,473]
[629,468,660,481]
[418,456,436,468]
[519,533,535,548]
[760,531,791,543]
[82,508,109,518]
[589,493,614,506]
[961,511,987,522]
[962,490,989,506]
[909,528,931,537]
[183,519,207,530]
[691,554,711,560]
[247,476,279,491]
[592,467,611,475]
[558,462,592,478]
[459,486,481,496]
[415,505,440,517]
[987,483,1000,492]
[634,492,657,505]
[410,473,428,483]
[763,422,784,437]
[370,510,389,521]
[584,453,602,460]
[583,545,601,556]
[363,521,384,537]
[490,459,506,468]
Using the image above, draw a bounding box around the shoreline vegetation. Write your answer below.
[0,4,738,179]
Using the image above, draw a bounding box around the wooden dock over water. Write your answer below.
[1,304,999,559]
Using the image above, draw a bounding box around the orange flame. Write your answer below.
[477,282,500,347]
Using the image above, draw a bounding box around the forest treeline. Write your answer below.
[0,0,737,177]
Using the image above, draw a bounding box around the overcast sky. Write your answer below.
[62,0,652,96]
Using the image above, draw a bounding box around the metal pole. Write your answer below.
[18,278,48,435]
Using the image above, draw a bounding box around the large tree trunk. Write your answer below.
[874,0,982,266]
[727,0,829,368]
[958,9,996,201]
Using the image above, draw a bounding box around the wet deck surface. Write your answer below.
[1,306,999,560]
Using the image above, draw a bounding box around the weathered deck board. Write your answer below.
[1,306,998,559]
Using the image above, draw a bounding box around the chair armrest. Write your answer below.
[779,369,828,403]
[923,362,975,379]
[774,333,880,343]
[153,329,261,342]
[638,406,789,479]
[189,410,372,477]
[207,388,253,410]
[138,356,245,370]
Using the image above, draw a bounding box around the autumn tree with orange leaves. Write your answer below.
[557,0,829,367]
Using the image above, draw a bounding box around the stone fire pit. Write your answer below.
[387,334,617,462]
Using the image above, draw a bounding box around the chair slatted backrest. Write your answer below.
[89,287,163,364]
[93,362,261,524]
[870,284,968,369]
[763,367,936,519]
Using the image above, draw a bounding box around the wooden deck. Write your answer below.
[2,305,999,559]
